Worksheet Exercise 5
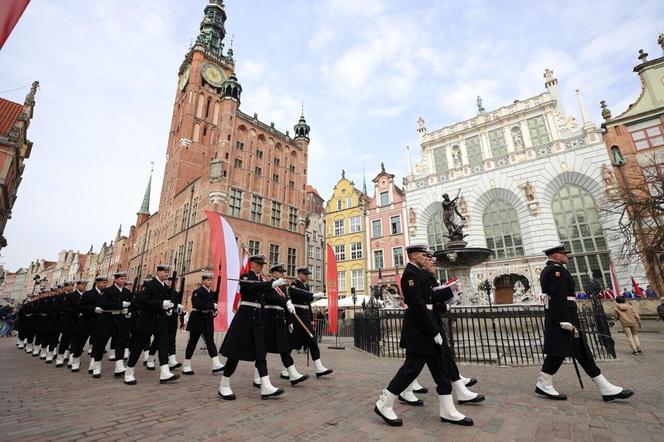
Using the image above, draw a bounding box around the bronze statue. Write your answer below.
[442,192,466,241]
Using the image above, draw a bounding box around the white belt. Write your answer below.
[264,305,284,311]
[104,310,123,315]
[191,308,213,313]
[567,296,576,301]
[239,301,260,309]
[293,304,309,309]
[425,304,434,310]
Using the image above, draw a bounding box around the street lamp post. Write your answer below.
[31,274,41,296]
[479,278,501,365]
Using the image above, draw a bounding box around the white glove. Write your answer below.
[272,278,287,288]
[213,303,218,309]
[94,307,103,314]
[314,293,325,300]
[288,323,294,334]
[177,304,184,313]
[433,333,443,345]
[122,308,129,315]
[286,300,296,314]
[162,300,174,310]
[122,301,131,308]
[560,322,574,332]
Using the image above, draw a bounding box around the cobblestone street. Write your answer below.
[1,332,663,441]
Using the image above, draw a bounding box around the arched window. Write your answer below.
[483,199,524,259]
[552,184,611,290]
[427,211,447,251]
[205,97,212,119]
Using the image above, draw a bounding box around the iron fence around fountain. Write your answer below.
[352,305,616,365]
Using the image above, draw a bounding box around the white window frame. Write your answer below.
[350,242,363,260]
[392,246,405,267]
[373,250,384,269]
[334,244,346,261]
[390,215,402,235]
[334,219,344,236]
[351,269,364,291]
[349,216,361,233]
[338,271,347,292]
[372,219,382,238]
[379,191,389,206]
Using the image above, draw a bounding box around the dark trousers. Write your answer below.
[541,354,601,378]
[92,335,113,362]
[185,331,217,359]
[148,336,159,355]
[57,333,72,355]
[280,352,294,368]
[47,331,60,352]
[70,333,91,358]
[128,333,168,367]
[386,351,452,396]
[223,358,267,378]
[308,340,321,360]
[167,327,177,356]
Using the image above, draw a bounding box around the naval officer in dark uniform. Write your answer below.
[536,244,633,402]
[182,272,224,375]
[374,244,473,427]
[218,254,285,400]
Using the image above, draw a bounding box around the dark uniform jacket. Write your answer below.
[57,291,77,334]
[399,262,443,356]
[541,260,591,358]
[187,285,216,334]
[94,284,126,337]
[135,278,171,335]
[263,278,290,354]
[74,288,100,335]
[288,279,315,350]
[221,270,277,361]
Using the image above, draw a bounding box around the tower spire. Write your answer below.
[138,163,154,215]
[362,167,367,195]
[195,0,227,59]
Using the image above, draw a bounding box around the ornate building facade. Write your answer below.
[124,1,311,302]
[365,163,409,296]
[304,185,325,293]
[601,34,664,296]
[325,172,369,297]
[404,70,645,296]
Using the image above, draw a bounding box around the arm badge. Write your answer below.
[408,280,415,286]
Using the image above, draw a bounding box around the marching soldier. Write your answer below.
[280,266,332,379]
[33,289,48,357]
[124,265,179,385]
[69,276,105,372]
[217,254,285,400]
[45,285,65,363]
[55,281,76,367]
[535,244,633,402]
[374,244,473,427]
[261,264,307,386]
[165,274,183,370]
[182,272,224,375]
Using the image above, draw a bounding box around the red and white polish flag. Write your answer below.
[205,210,240,332]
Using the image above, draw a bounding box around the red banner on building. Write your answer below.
[0,0,30,50]
[326,244,338,334]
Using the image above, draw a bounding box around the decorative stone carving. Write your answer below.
[511,126,524,150]
[408,207,417,227]
[521,181,539,216]
[602,164,618,196]
[553,110,579,133]
[452,145,462,167]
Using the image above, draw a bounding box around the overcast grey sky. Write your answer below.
[1,0,663,270]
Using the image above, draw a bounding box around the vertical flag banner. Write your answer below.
[326,244,338,334]
[609,259,620,298]
[631,277,643,298]
[0,0,30,49]
[205,210,240,332]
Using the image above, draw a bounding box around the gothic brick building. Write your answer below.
[125,1,311,304]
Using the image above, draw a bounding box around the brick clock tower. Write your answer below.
[127,0,311,302]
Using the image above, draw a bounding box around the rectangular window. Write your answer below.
[308,244,314,259]
[289,165,296,173]
[189,197,198,226]
[181,203,189,231]
[228,188,242,217]
[334,219,344,236]
[256,149,263,158]
[272,173,279,183]
[372,219,382,238]
[248,240,260,256]
[393,247,404,267]
[346,196,352,208]
[177,244,185,273]
[630,124,664,150]
[288,207,298,231]
[185,241,193,272]
[465,135,483,167]
[289,180,295,189]
[287,248,297,275]
[315,247,322,260]
[235,141,244,150]
[433,146,448,173]
[274,158,280,166]
[374,250,384,269]
[336,199,342,210]
[334,244,346,261]
[255,166,262,176]
[314,266,322,282]
[349,216,361,233]
[390,215,402,235]
[250,195,263,222]
[234,158,243,168]
[350,242,363,260]
[173,209,179,235]
[351,269,364,291]
[527,115,550,146]
[338,271,346,292]
[269,244,280,265]
[379,191,389,206]
[488,127,508,157]
[271,201,281,227]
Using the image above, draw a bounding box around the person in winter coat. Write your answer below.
[614,297,642,355]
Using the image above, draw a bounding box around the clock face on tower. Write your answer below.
[201,62,225,87]
[179,65,190,91]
